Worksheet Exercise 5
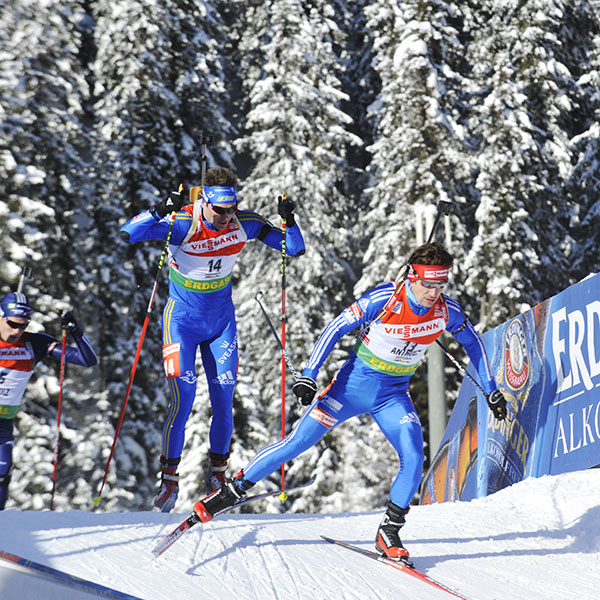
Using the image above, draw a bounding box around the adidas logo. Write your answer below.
[212,370,236,385]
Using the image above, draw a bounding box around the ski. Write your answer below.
[321,535,470,600]
[152,475,316,557]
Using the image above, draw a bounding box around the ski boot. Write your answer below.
[206,451,229,492]
[194,473,253,523]
[153,456,180,513]
[375,501,413,567]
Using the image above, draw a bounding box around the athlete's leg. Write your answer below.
[200,305,238,456]
[242,364,367,484]
[160,297,201,461]
[371,389,424,509]
[0,420,14,510]
[195,363,378,521]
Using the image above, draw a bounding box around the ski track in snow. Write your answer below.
[1,471,600,599]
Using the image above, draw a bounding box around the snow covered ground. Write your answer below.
[1,469,599,600]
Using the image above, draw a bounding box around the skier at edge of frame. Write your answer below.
[0,293,98,510]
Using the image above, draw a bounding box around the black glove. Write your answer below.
[155,190,184,218]
[292,376,318,406]
[277,195,296,227]
[60,310,79,334]
[486,389,508,420]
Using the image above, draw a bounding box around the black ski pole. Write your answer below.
[425,200,456,244]
[255,291,301,382]
[434,339,486,395]
[192,132,214,226]
[50,327,67,510]
[17,259,31,293]
[279,193,288,490]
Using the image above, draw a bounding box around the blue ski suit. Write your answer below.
[0,328,97,509]
[242,280,497,509]
[120,205,305,464]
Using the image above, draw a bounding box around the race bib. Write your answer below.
[162,343,181,378]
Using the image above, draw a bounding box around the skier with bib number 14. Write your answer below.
[192,241,507,565]
[120,167,305,512]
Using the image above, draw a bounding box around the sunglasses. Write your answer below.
[5,319,29,330]
[210,204,237,215]
[414,272,447,290]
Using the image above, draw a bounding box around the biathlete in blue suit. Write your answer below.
[120,167,305,512]
[0,293,97,510]
[193,242,507,564]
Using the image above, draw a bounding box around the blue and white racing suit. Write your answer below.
[242,280,497,509]
[120,205,305,464]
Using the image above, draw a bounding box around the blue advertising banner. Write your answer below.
[420,273,600,504]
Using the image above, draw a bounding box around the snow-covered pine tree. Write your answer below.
[463,0,578,330]
[0,0,100,511]
[194,0,366,512]
[558,0,600,281]
[89,0,234,510]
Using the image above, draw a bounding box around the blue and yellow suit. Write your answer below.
[120,204,305,465]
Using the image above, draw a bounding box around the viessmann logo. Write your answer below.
[504,318,529,390]
[0,348,28,358]
[188,232,241,252]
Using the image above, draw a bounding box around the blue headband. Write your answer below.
[0,292,32,319]
[203,186,238,205]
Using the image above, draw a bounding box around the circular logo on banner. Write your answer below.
[504,319,529,390]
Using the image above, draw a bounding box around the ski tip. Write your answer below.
[91,496,102,506]
[278,491,288,502]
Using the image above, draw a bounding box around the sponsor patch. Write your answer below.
[349,302,364,320]
[212,370,236,385]
[309,406,338,429]
[180,370,197,384]
[320,395,343,413]
[383,319,446,339]
[217,336,237,365]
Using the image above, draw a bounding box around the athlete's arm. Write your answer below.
[445,296,496,394]
[237,210,306,256]
[119,209,190,245]
[30,331,98,368]
[302,283,394,380]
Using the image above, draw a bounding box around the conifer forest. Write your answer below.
[1,0,599,513]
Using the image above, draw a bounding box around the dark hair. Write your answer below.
[408,241,453,267]
[204,167,238,187]
[400,241,453,279]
